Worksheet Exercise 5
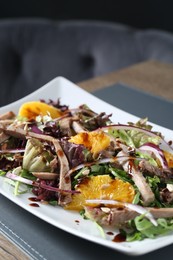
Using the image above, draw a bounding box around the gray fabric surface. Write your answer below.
[1,19,173,106]
[0,83,173,260]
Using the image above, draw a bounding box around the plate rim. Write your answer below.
[0,76,173,256]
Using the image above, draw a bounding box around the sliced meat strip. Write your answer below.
[0,111,15,120]
[130,165,155,206]
[139,160,173,181]
[1,123,27,139]
[52,138,71,205]
[0,132,9,144]
[149,207,173,218]
[160,188,173,204]
[59,117,73,136]
[85,206,173,227]
[117,151,155,206]
[32,172,58,180]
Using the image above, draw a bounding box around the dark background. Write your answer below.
[0,0,173,33]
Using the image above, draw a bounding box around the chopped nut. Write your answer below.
[101,207,111,213]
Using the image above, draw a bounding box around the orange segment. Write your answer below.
[18,101,63,120]
[65,175,135,211]
[69,131,110,155]
[164,150,173,168]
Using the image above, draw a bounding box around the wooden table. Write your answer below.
[79,60,173,101]
[1,60,173,259]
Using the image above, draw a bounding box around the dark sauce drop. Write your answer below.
[65,175,70,184]
[75,220,80,224]
[112,233,126,243]
[168,140,172,146]
[106,231,114,236]
[29,197,41,202]
[29,203,40,207]
[78,177,90,185]
[128,160,133,175]
[57,150,64,157]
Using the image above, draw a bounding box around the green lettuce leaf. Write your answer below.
[23,138,53,172]
[109,118,161,148]
[109,128,161,148]
[136,150,158,166]
[125,215,173,242]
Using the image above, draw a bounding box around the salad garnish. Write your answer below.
[0,99,173,242]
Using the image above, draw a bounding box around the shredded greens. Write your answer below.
[124,215,173,242]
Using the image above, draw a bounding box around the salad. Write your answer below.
[0,98,173,242]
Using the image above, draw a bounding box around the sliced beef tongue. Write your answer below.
[0,111,15,120]
[160,188,173,204]
[58,117,73,137]
[1,123,28,139]
[52,139,71,205]
[139,160,173,181]
[129,165,155,206]
[0,132,9,144]
[84,206,173,227]
[117,151,155,206]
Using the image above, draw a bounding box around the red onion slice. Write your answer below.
[0,149,25,154]
[6,172,33,185]
[99,124,173,152]
[139,142,169,169]
[5,172,79,194]
[66,156,142,177]
[100,124,159,137]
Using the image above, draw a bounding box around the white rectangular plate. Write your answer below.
[0,77,173,256]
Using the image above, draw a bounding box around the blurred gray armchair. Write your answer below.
[1,19,173,106]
